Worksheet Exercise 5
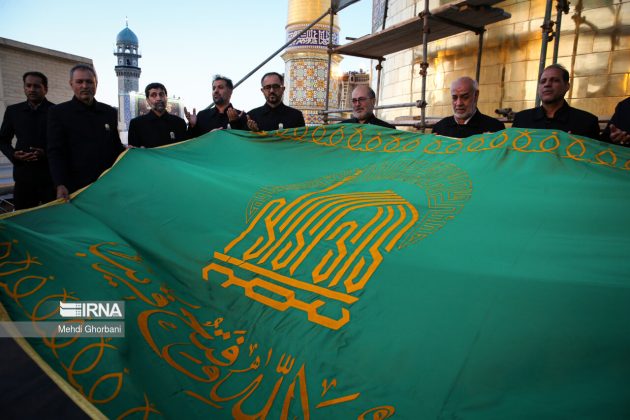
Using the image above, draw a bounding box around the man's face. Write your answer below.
[261,75,285,107]
[451,80,478,122]
[212,79,232,106]
[23,75,47,104]
[70,68,97,105]
[147,88,167,114]
[539,67,569,105]
[351,86,375,121]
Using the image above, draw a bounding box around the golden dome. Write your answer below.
[286,0,339,28]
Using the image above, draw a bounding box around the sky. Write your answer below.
[0,0,374,112]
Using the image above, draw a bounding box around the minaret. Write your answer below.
[282,0,342,125]
[114,21,141,132]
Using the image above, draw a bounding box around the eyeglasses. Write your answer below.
[351,97,371,104]
[262,84,283,91]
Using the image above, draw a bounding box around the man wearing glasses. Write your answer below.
[341,85,395,129]
[247,72,305,131]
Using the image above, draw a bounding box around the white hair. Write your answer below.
[451,77,478,93]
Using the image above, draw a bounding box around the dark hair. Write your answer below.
[22,71,48,88]
[69,63,97,81]
[213,74,233,90]
[145,82,167,97]
[543,64,569,83]
[261,72,284,85]
[353,85,376,99]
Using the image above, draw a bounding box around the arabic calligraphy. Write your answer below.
[204,160,471,329]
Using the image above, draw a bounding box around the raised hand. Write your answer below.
[227,107,244,123]
[184,107,197,127]
[247,115,260,132]
[609,124,630,146]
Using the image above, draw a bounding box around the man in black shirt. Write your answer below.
[185,75,246,137]
[341,85,395,129]
[601,97,630,147]
[0,71,55,209]
[432,77,504,138]
[247,72,305,131]
[128,83,187,148]
[47,64,125,200]
[512,64,600,139]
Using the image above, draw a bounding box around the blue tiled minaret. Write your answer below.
[114,21,141,131]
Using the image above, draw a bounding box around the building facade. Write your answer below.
[372,0,630,125]
[0,37,92,190]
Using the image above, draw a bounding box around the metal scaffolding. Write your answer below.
[328,0,511,129]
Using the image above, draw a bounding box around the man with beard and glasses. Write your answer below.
[128,83,187,148]
[185,75,246,137]
[512,64,600,139]
[341,85,395,129]
[0,71,56,209]
[432,77,504,138]
[47,64,125,200]
[246,72,305,131]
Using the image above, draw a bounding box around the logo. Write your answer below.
[203,161,472,330]
[59,301,125,319]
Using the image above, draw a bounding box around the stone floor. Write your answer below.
[0,338,89,419]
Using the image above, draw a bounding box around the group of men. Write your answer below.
[433,63,628,145]
[1,62,628,211]
[132,72,306,146]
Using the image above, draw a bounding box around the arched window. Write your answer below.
[125,48,130,53]
[126,59,130,65]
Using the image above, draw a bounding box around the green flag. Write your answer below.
[1,125,629,419]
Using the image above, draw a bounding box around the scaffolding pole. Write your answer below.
[375,59,384,104]
[322,99,426,114]
[553,0,570,63]
[535,0,555,106]
[476,29,485,82]
[419,0,430,131]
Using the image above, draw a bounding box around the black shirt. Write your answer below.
[247,102,305,131]
[0,99,56,208]
[601,97,630,146]
[187,103,246,138]
[0,99,54,164]
[128,111,187,148]
[432,111,505,138]
[47,97,125,193]
[340,114,396,129]
[512,101,600,139]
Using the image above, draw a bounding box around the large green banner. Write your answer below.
[1,125,629,419]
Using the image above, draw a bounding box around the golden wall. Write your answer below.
[376,0,630,124]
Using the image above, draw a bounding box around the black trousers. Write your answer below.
[12,164,56,210]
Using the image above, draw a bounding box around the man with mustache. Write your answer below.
[0,71,56,209]
[47,64,125,200]
[185,75,246,137]
[128,83,187,148]
[512,64,600,139]
[432,77,504,138]
[247,72,305,131]
[341,85,395,129]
